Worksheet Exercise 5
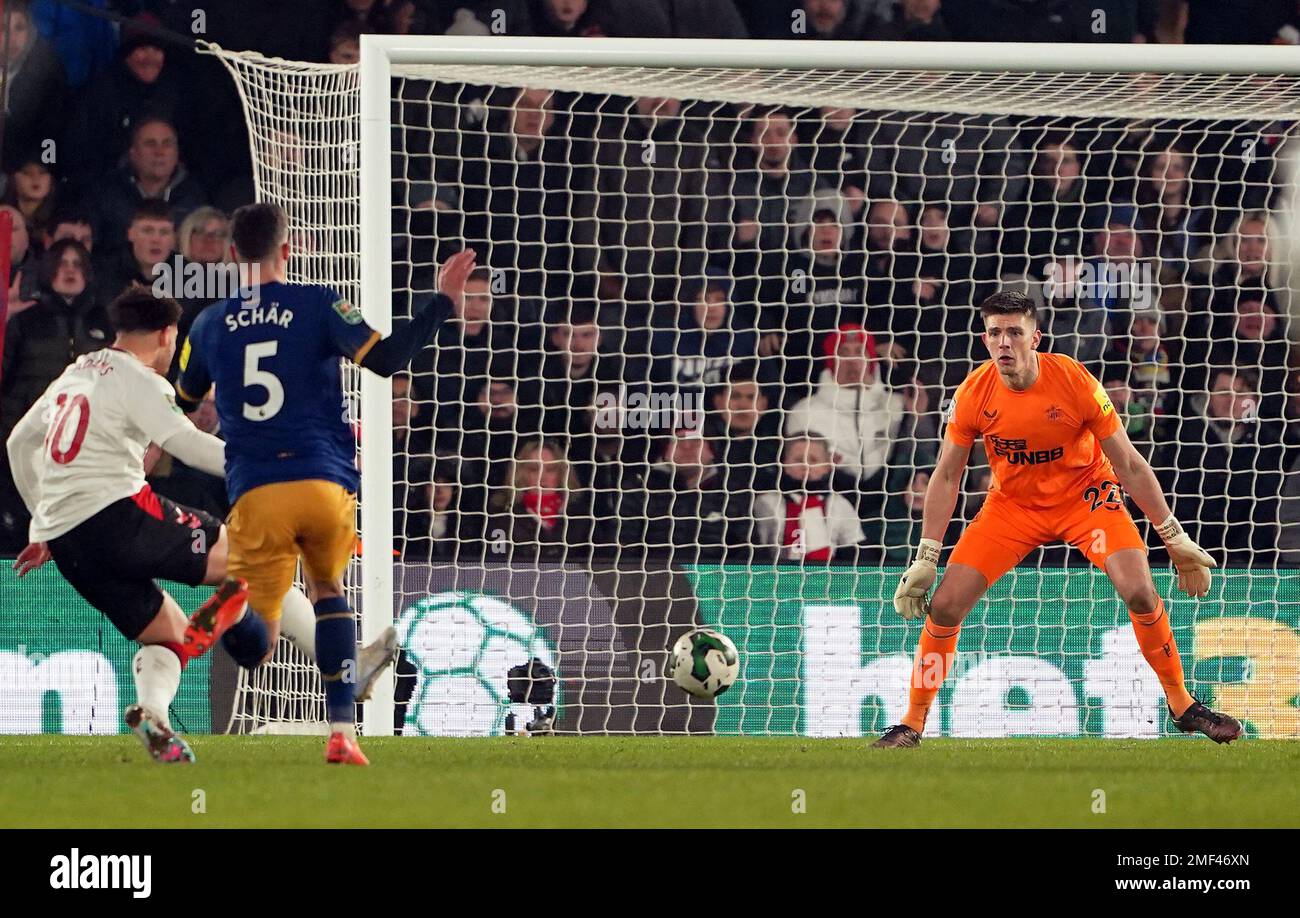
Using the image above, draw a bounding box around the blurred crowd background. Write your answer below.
[1,0,1299,569]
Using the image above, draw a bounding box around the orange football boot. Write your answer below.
[325,732,370,765]
[182,577,249,662]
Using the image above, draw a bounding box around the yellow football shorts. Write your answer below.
[226,480,357,623]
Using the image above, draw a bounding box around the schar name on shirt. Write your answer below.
[224,302,295,331]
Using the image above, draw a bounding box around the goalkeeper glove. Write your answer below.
[893,539,941,620]
[1155,514,1216,599]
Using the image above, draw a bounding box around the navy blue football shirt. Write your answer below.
[177,282,379,504]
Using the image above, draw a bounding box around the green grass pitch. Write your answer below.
[2,735,1296,828]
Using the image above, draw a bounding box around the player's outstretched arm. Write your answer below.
[893,438,971,619]
[5,397,47,516]
[127,376,227,478]
[6,398,54,576]
[1099,426,1215,599]
[356,248,477,377]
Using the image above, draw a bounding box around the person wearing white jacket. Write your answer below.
[783,324,904,489]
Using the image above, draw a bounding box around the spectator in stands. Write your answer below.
[916,203,989,384]
[1002,132,1090,280]
[777,189,868,395]
[1101,308,1172,415]
[940,0,1091,41]
[803,107,868,219]
[148,390,229,518]
[707,363,780,494]
[595,95,709,311]
[537,298,641,482]
[2,203,40,303]
[878,468,966,564]
[1101,374,1157,454]
[334,0,384,30]
[168,206,229,376]
[863,112,1027,234]
[42,206,94,253]
[1177,0,1292,44]
[1133,141,1210,276]
[794,0,881,39]
[375,0,424,33]
[1158,367,1286,566]
[863,197,917,315]
[1209,297,1293,421]
[1,238,105,442]
[1072,206,1156,369]
[784,324,906,516]
[652,270,758,393]
[3,155,60,247]
[487,438,594,562]
[0,236,107,546]
[90,117,209,252]
[621,427,744,563]
[477,0,674,38]
[753,434,866,564]
[95,200,175,306]
[418,266,531,447]
[456,371,537,533]
[1286,367,1300,449]
[1,1,67,174]
[870,0,951,40]
[392,372,434,478]
[708,106,814,287]
[328,20,362,65]
[32,0,117,90]
[662,0,751,39]
[61,15,193,189]
[457,86,598,301]
[961,462,993,520]
[400,460,465,562]
[1199,211,1278,315]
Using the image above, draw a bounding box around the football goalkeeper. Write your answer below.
[875,291,1241,748]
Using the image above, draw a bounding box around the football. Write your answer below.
[666,628,740,699]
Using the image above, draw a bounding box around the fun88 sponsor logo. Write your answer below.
[988,435,1064,465]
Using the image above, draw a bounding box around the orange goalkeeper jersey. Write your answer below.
[944,351,1122,510]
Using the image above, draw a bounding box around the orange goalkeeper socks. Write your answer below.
[1128,599,1195,718]
[901,620,962,733]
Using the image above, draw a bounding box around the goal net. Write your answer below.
[208,37,1300,740]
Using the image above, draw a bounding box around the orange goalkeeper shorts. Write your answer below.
[947,476,1146,588]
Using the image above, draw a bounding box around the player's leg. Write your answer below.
[269,578,393,692]
[1071,508,1243,743]
[121,492,253,659]
[127,591,198,762]
[202,519,322,664]
[878,563,989,745]
[223,485,302,666]
[874,495,1043,747]
[44,498,223,762]
[64,580,199,762]
[296,481,378,764]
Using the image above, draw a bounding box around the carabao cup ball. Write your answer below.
[667,628,740,698]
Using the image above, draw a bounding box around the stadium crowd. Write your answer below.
[1,0,1299,570]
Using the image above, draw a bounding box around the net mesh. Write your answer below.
[209,43,1300,739]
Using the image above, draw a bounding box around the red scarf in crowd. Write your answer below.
[522,489,565,531]
[782,492,832,561]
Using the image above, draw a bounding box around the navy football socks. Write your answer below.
[314,596,357,726]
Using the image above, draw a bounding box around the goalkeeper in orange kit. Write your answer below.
[873,291,1242,748]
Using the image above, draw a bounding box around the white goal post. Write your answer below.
[209,36,1300,740]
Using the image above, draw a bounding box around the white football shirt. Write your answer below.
[17,348,193,541]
